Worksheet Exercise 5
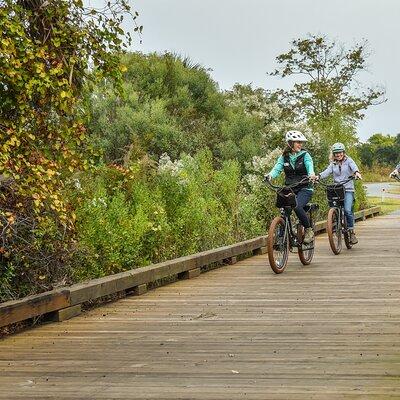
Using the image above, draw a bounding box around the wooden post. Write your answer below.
[179,268,201,280]
[253,247,267,256]
[52,305,81,322]
[133,284,147,296]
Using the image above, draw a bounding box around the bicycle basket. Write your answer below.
[326,184,345,207]
[276,187,297,208]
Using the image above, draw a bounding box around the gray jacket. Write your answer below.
[319,156,360,192]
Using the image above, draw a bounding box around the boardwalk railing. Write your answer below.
[0,206,381,329]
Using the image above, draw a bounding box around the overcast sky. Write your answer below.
[89,0,400,141]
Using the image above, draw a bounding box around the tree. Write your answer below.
[358,133,400,167]
[270,35,385,123]
[0,0,139,297]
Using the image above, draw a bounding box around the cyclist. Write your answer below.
[389,163,400,178]
[265,130,317,244]
[317,142,362,245]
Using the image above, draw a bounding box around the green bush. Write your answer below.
[70,151,266,280]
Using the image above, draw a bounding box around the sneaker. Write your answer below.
[303,227,315,244]
[349,230,358,245]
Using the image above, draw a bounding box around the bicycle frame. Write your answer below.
[266,177,313,250]
[329,201,347,234]
[318,176,356,253]
[279,207,302,251]
[265,176,316,272]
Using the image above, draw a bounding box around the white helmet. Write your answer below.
[285,130,308,143]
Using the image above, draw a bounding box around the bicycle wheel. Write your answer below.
[267,216,289,274]
[327,207,342,255]
[297,224,315,265]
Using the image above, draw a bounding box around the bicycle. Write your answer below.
[317,176,356,255]
[265,177,318,274]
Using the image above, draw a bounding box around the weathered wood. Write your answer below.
[68,236,267,305]
[0,289,70,328]
[253,246,268,255]
[0,206,381,330]
[179,268,201,279]
[0,212,398,399]
[132,284,147,296]
[314,220,327,233]
[51,304,81,322]
[224,256,237,265]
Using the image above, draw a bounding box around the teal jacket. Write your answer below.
[268,150,315,190]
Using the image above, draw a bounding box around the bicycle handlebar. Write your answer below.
[265,176,311,192]
[315,175,357,187]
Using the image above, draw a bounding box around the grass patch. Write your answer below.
[368,196,400,215]
[362,166,392,183]
[387,183,400,195]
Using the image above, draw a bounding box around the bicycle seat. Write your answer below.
[304,203,319,212]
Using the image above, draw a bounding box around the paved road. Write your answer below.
[364,182,400,199]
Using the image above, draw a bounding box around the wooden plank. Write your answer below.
[0,212,399,399]
[314,220,327,232]
[68,236,266,305]
[253,246,267,255]
[132,284,147,296]
[0,289,70,328]
[355,206,380,221]
[0,207,381,329]
[179,268,201,280]
[223,256,237,265]
[51,305,81,322]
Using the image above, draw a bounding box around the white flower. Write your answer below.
[158,153,184,177]
[158,153,191,185]
[245,174,260,188]
[91,197,107,208]
[250,148,282,174]
[73,178,82,190]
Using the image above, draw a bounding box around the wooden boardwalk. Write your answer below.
[0,214,399,399]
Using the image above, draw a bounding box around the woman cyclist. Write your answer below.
[317,142,362,245]
[265,130,317,244]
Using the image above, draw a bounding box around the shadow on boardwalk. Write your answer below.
[0,215,400,399]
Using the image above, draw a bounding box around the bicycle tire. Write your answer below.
[297,224,315,265]
[327,208,342,255]
[267,216,289,274]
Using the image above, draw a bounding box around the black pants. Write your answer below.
[295,188,312,228]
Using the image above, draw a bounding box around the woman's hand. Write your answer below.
[264,174,272,182]
[355,171,362,180]
[309,174,319,182]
